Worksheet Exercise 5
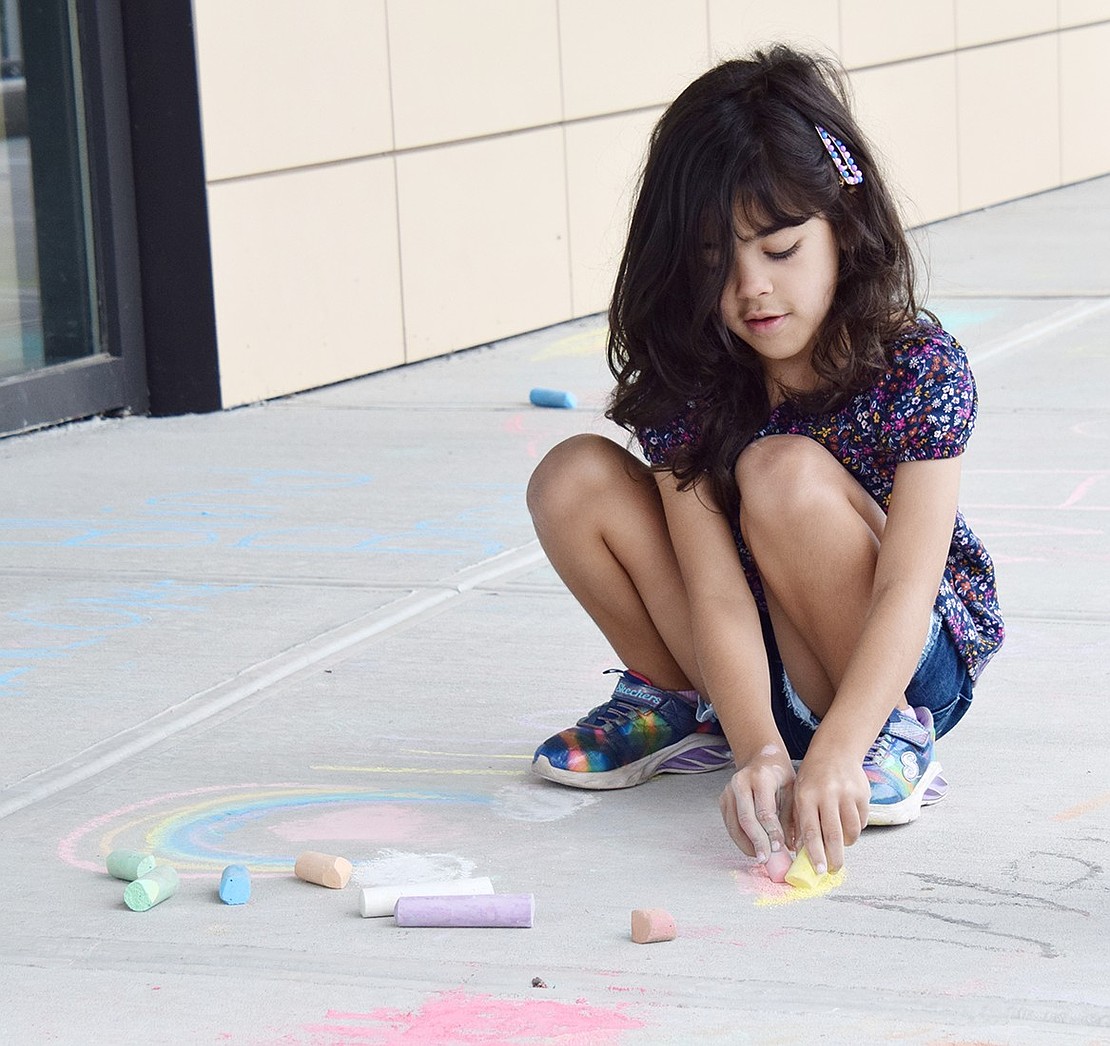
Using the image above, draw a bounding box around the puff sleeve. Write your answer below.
[876,329,977,461]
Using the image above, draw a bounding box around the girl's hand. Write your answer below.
[789,749,869,874]
[718,748,796,860]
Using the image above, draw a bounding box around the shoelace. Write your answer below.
[578,696,647,729]
[864,731,894,769]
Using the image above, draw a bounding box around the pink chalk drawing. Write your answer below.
[283,991,644,1045]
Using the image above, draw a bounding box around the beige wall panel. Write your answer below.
[559,0,709,120]
[388,0,561,149]
[708,0,840,59]
[1059,0,1110,25]
[957,38,1060,212]
[194,0,392,181]
[566,109,661,317]
[955,0,1056,47]
[850,56,960,226]
[840,0,956,67]
[1060,25,1110,182]
[396,129,571,363]
[208,159,404,408]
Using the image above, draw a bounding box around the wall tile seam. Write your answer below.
[202,106,668,188]
[844,19,1109,75]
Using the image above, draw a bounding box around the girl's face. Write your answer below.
[717,212,839,396]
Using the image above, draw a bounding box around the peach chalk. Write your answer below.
[630,908,676,944]
[394,894,534,928]
[294,851,352,889]
[764,849,793,884]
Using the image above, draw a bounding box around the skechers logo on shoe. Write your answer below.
[612,677,665,708]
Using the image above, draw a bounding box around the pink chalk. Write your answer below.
[394,894,534,928]
[764,849,793,884]
[630,908,676,944]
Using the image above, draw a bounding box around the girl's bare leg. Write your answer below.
[735,434,896,717]
[526,434,700,692]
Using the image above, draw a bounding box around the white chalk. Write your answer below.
[358,876,494,918]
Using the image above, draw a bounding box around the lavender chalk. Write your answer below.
[529,387,577,409]
[106,850,157,881]
[219,864,251,905]
[359,876,494,918]
[394,893,534,928]
[123,865,179,912]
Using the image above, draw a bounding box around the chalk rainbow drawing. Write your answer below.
[58,783,492,876]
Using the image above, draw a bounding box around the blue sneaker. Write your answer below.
[531,670,732,790]
[865,706,945,826]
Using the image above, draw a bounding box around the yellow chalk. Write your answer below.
[784,847,827,890]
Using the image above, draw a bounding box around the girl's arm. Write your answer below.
[794,454,963,873]
[654,471,795,859]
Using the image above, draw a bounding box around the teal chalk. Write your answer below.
[529,387,577,409]
[106,849,157,881]
[124,865,180,912]
[219,864,251,905]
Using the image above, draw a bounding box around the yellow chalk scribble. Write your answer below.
[755,865,846,906]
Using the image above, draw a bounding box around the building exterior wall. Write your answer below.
[190,0,1110,408]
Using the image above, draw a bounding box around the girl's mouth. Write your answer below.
[744,314,786,335]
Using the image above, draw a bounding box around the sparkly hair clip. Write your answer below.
[815,124,863,187]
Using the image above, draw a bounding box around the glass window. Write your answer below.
[1,0,98,381]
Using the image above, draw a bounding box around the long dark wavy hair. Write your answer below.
[606,46,921,519]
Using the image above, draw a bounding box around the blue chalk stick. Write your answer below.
[219,864,251,905]
[529,387,577,409]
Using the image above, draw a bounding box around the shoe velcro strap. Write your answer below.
[885,715,929,746]
[611,675,666,708]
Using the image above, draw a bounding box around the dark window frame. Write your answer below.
[0,0,149,436]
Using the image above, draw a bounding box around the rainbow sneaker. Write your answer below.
[531,670,732,790]
[865,706,946,826]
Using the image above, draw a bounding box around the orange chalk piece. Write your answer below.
[630,907,676,944]
[764,849,793,884]
[294,851,353,889]
[784,847,826,890]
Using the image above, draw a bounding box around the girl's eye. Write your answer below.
[766,242,800,261]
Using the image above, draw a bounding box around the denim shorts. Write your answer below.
[697,609,974,760]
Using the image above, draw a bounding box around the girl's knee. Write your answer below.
[735,435,841,530]
[526,434,630,525]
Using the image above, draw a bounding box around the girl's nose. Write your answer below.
[732,258,773,300]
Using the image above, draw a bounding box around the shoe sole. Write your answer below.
[867,760,944,827]
[531,736,733,791]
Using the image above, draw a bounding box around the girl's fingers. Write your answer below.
[718,789,757,857]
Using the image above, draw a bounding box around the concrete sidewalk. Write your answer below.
[2,176,1108,1045]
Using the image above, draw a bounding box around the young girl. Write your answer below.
[526,46,1004,877]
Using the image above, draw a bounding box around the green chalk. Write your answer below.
[106,850,157,881]
[124,865,180,911]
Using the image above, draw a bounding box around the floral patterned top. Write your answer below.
[637,321,1004,680]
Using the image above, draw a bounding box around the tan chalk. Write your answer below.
[294,851,353,889]
[630,907,676,944]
